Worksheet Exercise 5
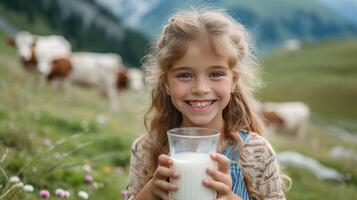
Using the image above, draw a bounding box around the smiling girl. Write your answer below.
[127,9,287,200]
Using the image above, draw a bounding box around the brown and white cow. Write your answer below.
[260,101,310,139]
[7,31,71,86]
[47,52,144,111]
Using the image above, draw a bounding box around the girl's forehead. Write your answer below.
[171,39,232,67]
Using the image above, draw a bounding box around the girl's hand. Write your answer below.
[149,154,179,200]
[203,153,242,200]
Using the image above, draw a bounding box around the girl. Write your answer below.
[127,9,287,200]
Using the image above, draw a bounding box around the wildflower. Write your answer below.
[83,164,92,173]
[55,188,65,197]
[42,139,52,146]
[92,182,104,189]
[121,189,129,199]
[78,191,89,199]
[102,165,111,174]
[96,114,108,125]
[23,184,34,192]
[9,176,20,183]
[84,175,93,183]
[39,189,50,198]
[62,191,70,198]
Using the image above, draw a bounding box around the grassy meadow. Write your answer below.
[0,29,357,199]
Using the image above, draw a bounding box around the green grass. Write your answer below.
[259,37,357,123]
[0,29,357,199]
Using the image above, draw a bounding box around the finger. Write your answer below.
[153,179,178,191]
[158,154,172,167]
[156,166,179,179]
[203,179,230,195]
[211,153,230,174]
[206,167,227,183]
[153,188,170,200]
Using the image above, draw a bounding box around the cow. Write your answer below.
[47,52,145,111]
[6,31,71,87]
[260,101,310,139]
[116,68,144,91]
[47,52,125,111]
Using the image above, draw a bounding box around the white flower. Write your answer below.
[78,191,89,199]
[9,176,20,183]
[55,188,65,197]
[83,164,92,173]
[23,184,34,192]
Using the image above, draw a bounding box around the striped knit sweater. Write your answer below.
[127,132,286,200]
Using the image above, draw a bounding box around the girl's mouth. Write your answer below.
[185,100,216,112]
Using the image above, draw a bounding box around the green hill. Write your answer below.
[259,38,357,123]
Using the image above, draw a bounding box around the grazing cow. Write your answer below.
[7,31,38,72]
[47,53,144,111]
[48,52,125,111]
[260,101,310,139]
[7,31,71,86]
[116,68,144,91]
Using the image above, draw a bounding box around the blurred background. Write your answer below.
[0,0,356,199]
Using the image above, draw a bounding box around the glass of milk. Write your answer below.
[167,127,220,200]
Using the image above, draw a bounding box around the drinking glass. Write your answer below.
[167,127,220,200]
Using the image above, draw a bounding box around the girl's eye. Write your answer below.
[209,71,225,78]
[176,72,192,79]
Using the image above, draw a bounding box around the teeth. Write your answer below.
[189,101,211,107]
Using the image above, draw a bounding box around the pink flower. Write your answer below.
[121,189,129,199]
[84,175,93,183]
[42,139,52,146]
[39,189,50,198]
[62,191,70,198]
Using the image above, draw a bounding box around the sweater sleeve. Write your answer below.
[259,141,286,200]
[127,135,152,200]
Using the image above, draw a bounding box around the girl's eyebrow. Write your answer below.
[172,65,228,71]
[170,66,192,72]
[209,65,229,70]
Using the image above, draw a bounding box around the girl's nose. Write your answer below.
[191,77,210,95]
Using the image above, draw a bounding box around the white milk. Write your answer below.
[170,152,217,200]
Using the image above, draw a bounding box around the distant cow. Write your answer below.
[47,52,136,111]
[7,31,71,85]
[260,101,310,139]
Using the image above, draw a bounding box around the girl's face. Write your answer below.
[166,40,235,130]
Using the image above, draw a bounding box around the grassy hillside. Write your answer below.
[259,38,357,123]
[0,29,356,199]
[0,29,148,199]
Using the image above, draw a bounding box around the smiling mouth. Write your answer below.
[185,100,216,111]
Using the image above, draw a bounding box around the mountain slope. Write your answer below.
[0,0,149,67]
